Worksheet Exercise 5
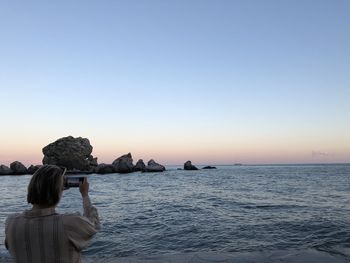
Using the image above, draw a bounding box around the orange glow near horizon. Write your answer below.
[1,127,349,166]
[1,135,349,167]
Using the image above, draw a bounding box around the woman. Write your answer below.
[5,165,100,263]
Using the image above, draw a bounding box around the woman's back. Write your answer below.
[5,165,100,263]
[6,205,97,263]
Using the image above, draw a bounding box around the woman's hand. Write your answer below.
[79,178,89,198]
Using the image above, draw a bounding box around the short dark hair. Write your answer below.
[27,165,66,207]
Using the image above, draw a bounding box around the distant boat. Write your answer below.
[234,163,243,166]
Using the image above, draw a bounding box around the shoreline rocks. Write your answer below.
[0,160,219,175]
[1,136,219,175]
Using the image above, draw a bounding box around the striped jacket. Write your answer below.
[5,196,100,263]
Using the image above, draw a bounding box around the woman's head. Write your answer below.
[27,165,66,207]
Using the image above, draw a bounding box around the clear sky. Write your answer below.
[0,0,349,166]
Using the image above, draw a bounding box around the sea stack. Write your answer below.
[42,136,98,171]
[134,159,146,172]
[184,160,198,170]
[10,161,28,175]
[144,159,166,172]
[112,153,134,173]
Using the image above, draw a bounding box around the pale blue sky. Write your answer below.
[0,0,349,165]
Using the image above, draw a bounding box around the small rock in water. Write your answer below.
[202,166,217,169]
[184,160,198,170]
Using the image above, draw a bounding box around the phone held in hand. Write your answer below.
[64,176,85,189]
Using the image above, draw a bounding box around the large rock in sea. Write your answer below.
[112,153,134,173]
[144,159,165,172]
[184,160,198,170]
[0,165,12,175]
[42,136,97,171]
[95,163,116,174]
[134,159,146,172]
[10,161,28,175]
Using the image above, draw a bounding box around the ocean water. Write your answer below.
[1,164,350,262]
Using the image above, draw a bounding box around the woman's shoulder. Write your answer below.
[61,211,82,217]
[7,212,23,218]
[5,212,25,229]
[6,212,24,221]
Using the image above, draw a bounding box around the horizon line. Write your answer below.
[165,162,350,166]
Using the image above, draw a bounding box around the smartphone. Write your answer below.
[64,176,85,189]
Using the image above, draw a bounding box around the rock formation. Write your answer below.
[0,165,12,175]
[10,161,28,175]
[87,155,98,166]
[42,136,97,171]
[134,159,146,172]
[95,163,116,174]
[28,165,42,174]
[184,160,198,170]
[144,159,165,172]
[112,153,134,173]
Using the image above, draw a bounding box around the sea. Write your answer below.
[1,164,350,262]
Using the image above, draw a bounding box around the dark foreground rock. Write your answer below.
[202,166,217,169]
[144,159,165,172]
[42,136,97,171]
[134,159,146,172]
[10,161,28,174]
[112,153,134,173]
[184,160,198,170]
[0,165,12,175]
